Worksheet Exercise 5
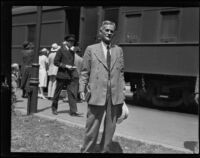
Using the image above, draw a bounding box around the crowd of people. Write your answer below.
[11,36,83,106]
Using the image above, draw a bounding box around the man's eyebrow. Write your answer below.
[105,29,114,32]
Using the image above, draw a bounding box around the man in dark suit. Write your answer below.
[20,41,34,98]
[79,20,126,153]
[51,34,82,116]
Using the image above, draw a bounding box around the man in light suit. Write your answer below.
[79,20,126,153]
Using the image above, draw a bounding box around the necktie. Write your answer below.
[107,46,111,69]
[107,46,111,79]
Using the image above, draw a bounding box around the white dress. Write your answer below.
[48,52,58,76]
[39,55,48,87]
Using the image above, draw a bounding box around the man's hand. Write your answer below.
[80,92,86,101]
[65,65,76,70]
[123,86,126,95]
[195,93,199,105]
[71,66,77,69]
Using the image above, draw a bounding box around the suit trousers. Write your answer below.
[81,82,122,153]
[52,78,77,113]
[20,66,32,93]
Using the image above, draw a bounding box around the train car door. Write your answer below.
[65,7,80,45]
[79,7,100,55]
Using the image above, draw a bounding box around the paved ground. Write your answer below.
[13,88,199,153]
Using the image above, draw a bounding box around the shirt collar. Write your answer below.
[101,41,111,49]
[65,45,69,50]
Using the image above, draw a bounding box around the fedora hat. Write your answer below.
[51,43,61,51]
[22,41,30,49]
[117,102,129,124]
[64,34,76,42]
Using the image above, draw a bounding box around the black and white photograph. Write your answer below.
[1,1,199,156]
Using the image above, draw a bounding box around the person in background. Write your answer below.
[47,43,60,100]
[74,47,83,102]
[38,48,49,99]
[194,75,199,105]
[79,20,126,153]
[11,63,19,103]
[20,41,34,98]
[51,34,82,116]
[11,63,20,87]
[18,64,22,88]
[63,45,83,102]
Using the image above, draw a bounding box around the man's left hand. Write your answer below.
[195,94,199,105]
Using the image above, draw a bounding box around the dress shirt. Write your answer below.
[101,41,111,59]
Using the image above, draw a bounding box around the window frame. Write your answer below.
[160,10,180,43]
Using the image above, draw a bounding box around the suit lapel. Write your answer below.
[93,43,118,71]
[93,43,108,69]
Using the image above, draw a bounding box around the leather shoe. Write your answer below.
[52,109,58,115]
[70,112,83,117]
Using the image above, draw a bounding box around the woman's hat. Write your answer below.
[39,48,49,55]
[117,102,129,124]
[41,48,48,52]
[11,63,19,70]
[51,43,61,51]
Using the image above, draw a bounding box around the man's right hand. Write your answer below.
[80,92,85,101]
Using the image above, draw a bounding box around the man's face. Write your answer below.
[66,40,75,48]
[100,24,115,44]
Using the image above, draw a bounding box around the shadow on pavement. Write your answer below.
[125,95,198,115]
[94,141,123,153]
[184,141,199,153]
[57,109,70,114]
[109,141,123,153]
[37,106,52,113]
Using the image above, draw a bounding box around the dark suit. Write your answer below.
[52,45,79,114]
[20,49,34,93]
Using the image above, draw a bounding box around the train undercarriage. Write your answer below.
[125,73,198,114]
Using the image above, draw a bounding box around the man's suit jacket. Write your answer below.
[54,45,79,80]
[21,49,34,71]
[79,43,125,106]
[21,49,34,91]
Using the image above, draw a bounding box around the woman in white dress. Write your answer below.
[47,43,60,99]
[38,48,49,99]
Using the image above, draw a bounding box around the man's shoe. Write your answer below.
[52,110,58,115]
[52,109,58,115]
[70,112,83,117]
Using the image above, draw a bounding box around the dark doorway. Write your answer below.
[65,7,80,46]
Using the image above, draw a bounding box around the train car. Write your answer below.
[12,6,199,113]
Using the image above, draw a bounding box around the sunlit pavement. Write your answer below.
[13,88,198,153]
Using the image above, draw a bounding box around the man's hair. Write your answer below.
[99,20,116,32]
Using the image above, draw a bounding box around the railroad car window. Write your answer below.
[125,14,142,43]
[160,11,180,42]
[27,24,36,43]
